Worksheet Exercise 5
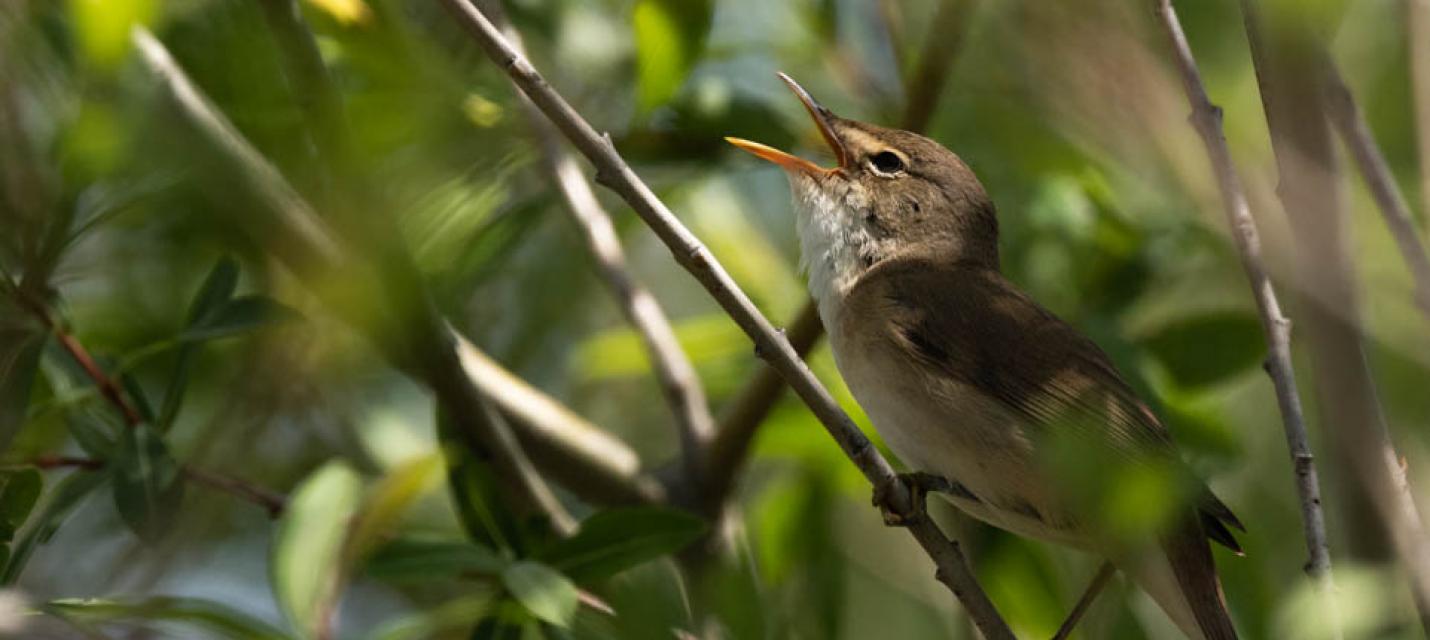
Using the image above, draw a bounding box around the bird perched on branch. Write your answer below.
[728,74,1242,640]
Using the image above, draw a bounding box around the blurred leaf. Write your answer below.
[111,424,184,543]
[366,593,495,640]
[538,507,705,583]
[67,411,118,457]
[46,596,294,639]
[574,314,746,381]
[179,296,300,343]
[346,453,445,564]
[119,372,156,423]
[66,0,158,67]
[0,469,43,542]
[0,331,44,455]
[2,470,108,585]
[186,257,240,325]
[1141,312,1264,389]
[439,410,522,553]
[273,461,363,638]
[305,0,371,25]
[366,536,506,583]
[502,561,578,628]
[632,0,712,111]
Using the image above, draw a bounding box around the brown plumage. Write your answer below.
[729,74,1241,639]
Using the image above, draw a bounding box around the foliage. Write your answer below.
[0,0,1426,638]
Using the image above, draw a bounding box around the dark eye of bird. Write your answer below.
[870,151,904,174]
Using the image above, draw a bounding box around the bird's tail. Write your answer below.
[1117,521,1238,640]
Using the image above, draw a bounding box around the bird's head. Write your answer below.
[727,74,999,285]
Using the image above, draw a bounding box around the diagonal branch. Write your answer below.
[480,0,716,490]
[1322,65,1430,324]
[433,2,1014,637]
[31,455,288,517]
[1150,0,1338,627]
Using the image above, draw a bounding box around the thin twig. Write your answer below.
[1051,562,1115,640]
[1410,0,1430,230]
[1237,4,1430,635]
[130,28,579,535]
[481,0,716,490]
[31,455,288,517]
[12,293,143,428]
[1151,0,1338,622]
[902,0,976,134]
[1323,65,1430,323]
[434,3,1014,636]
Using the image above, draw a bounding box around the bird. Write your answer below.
[726,73,1242,640]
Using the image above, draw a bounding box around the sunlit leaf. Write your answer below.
[305,0,372,26]
[67,0,157,68]
[111,424,184,543]
[346,453,445,564]
[632,0,712,111]
[46,596,293,640]
[366,593,495,640]
[502,560,578,628]
[272,461,363,638]
[539,507,705,583]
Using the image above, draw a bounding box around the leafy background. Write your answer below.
[1,0,1428,638]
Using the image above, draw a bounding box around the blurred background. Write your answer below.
[1,0,1429,638]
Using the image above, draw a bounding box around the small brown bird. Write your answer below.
[728,74,1242,639]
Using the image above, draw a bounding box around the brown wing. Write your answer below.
[846,258,1243,549]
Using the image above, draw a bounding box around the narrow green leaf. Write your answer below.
[2,470,108,584]
[538,508,705,583]
[346,453,445,565]
[0,469,43,542]
[120,371,156,423]
[180,296,300,343]
[186,257,239,325]
[0,331,44,455]
[111,424,184,543]
[365,536,506,583]
[67,411,118,457]
[501,561,578,628]
[46,596,293,639]
[439,409,521,553]
[272,461,363,638]
[365,593,494,640]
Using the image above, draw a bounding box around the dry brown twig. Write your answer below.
[434,1,1014,637]
[1151,0,1339,631]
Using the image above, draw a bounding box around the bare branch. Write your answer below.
[130,27,580,534]
[1052,562,1116,640]
[1150,0,1338,622]
[33,448,288,519]
[1411,0,1430,228]
[433,2,1014,636]
[1323,65,1430,323]
[481,0,715,490]
[902,0,977,134]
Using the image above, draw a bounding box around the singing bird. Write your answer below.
[727,74,1242,639]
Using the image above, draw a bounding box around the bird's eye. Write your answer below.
[870,151,905,175]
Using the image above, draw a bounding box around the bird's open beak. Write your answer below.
[726,73,848,176]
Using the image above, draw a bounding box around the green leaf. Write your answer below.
[3,470,108,584]
[538,507,705,583]
[180,296,300,343]
[1141,312,1265,389]
[501,561,578,628]
[365,536,507,583]
[67,411,118,457]
[365,593,495,640]
[46,596,293,639]
[632,0,712,111]
[0,330,44,455]
[187,257,240,325]
[111,424,184,543]
[0,469,43,542]
[439,409,521,553]
[346,453,445,565]
[272,461,363,638]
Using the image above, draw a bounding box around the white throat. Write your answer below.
[788,173,885,332]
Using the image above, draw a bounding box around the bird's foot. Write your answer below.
[872,472,950,527]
